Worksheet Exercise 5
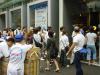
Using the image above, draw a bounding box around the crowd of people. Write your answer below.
[0,24,99,75]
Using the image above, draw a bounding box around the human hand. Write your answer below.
[66,52,69,56]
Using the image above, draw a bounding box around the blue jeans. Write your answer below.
[87,45,96,60]
[60,50,67,66]
[74,51,83,75]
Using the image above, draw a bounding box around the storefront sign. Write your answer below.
[35,7,48,30]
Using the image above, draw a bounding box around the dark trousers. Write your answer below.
[74,51,83,75]
[60,50,67,66]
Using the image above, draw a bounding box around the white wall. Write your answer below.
[59,0,63,28]
[22,4,27,27]
[0,0,5,3]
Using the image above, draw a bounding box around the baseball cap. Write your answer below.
[15,34,24,42]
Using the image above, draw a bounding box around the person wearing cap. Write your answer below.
[7,34,33,75]
[67,26,85,75]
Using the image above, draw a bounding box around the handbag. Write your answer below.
[61,40,69,52]
[50,40,58,58]
[33,37,42,48]
[79,48,88,60]
[50,47,58,58]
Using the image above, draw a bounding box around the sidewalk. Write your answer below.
[40,64,100,75]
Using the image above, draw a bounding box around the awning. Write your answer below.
[0,0,25,9]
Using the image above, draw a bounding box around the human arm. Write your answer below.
[1,46,9,58]
[66,42,76,56]
[46,39,51,50]
[22,44,33,52]
[66,36,78,56]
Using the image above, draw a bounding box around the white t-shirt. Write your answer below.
[72,31,83,38]
[44,31,49,44]
[0,42,9,58]
[73,34,85,53]
[14,29,22,35]
[72,31,77,38]
[86,32,97,45]
[33,34,41,44]
[60,35,69,50]
[8,43,32,69]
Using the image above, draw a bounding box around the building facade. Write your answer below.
[0,0,100,66]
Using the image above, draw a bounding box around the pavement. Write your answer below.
[40,64,100,75]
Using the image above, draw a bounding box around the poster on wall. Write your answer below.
[35,7,48,30]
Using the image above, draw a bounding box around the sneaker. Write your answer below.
[92,62,97,65]
[40,57,45,60]
[66,65,70,68]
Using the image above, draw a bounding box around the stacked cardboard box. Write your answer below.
[24,59,40,75]
[25,47,40,75]
[1,58,9,75]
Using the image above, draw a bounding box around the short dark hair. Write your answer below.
[48,31,54,38]
[89,26,93,32]
[33,28,38,34]
[74,26,80,32]
[37,27,41,31]
[60,26,64,31]
[6,37,15,43]
[62,30,67,35]
[47,26,52,31]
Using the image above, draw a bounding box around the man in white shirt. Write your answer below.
[58,27,64,57]
[71,25,84,64]
[60,27,64,38]
[0,40,9,75]
[67,26,85,75]
[72,26,83,38]
[7,34,32,75]
[14,27,22,36]
[60,30,69,67]
[86,26,97,65]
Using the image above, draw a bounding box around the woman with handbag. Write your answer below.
[45,31,60,72]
